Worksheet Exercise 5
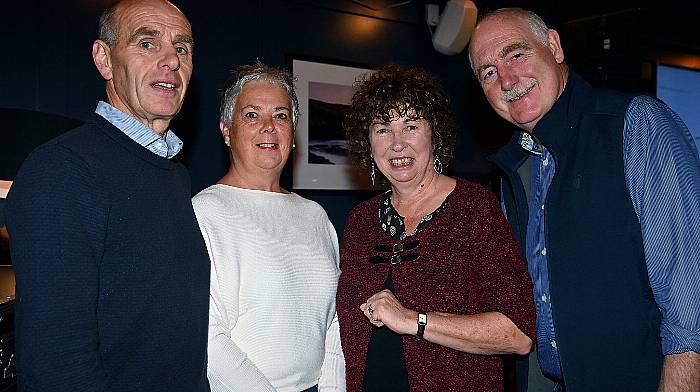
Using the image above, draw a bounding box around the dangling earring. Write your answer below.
[370,162,376,186]
[433,158,443,175]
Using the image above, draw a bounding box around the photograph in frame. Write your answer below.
[291,57,380,190]
[0,181,12,267]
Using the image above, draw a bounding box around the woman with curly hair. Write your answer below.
[336,64,535,391]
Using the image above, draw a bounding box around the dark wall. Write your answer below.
[0,0,483,236]
[1,0,697,235]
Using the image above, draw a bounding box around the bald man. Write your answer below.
[6,1,210,391]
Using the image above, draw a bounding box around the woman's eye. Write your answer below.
[244,112,257,118]
[275,113,289,120]
[406,125,417,132]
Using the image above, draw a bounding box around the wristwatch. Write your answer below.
[416,312,427,339]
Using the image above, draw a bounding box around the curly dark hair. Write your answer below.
[343,64,457,184]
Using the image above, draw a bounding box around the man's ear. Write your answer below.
[92,40,113,81]
[547,29,565,64]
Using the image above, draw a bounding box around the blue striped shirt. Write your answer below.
[521,140,561,379]
[519,95,700,378]
[95,101,183,159]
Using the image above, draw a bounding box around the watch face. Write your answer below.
[418,313,427,325]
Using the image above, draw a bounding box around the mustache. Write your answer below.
[501,79,537,102]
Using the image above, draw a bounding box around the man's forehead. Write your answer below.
[126,25,194,44]
[473,21,532,63]
[116,1,191,35]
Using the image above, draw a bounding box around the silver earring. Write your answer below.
[370,162,376,186]
[434,158,443,175]
[225,139,230,147]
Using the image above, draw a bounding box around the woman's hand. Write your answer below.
[360,289,418,335]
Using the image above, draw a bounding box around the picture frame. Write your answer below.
[290,56,379,190]
[0,181,11,200]
[0,180,12,267]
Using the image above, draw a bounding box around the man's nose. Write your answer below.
[499,65,518,91]
[159,46,181,71]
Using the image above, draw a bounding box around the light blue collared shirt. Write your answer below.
[95,101,183,159]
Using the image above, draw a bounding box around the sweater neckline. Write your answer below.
[209,183,297,197]
[91,113,178,170]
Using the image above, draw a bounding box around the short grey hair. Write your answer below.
[468,8,550,75]
[220,62,299,129]
[98,3,119,46]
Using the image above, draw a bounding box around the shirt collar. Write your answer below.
[519,131,544,156]
[95,101,183,159]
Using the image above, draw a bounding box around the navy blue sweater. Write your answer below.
[6,114,210,392]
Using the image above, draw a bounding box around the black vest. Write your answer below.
[490,72,663,391]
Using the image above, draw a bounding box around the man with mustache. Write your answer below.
[468,7,700,392]
[5,1,210,391]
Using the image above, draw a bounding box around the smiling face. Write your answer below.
[370,109,435,189]
[222,80,294,177]
[469,13,568,132]
[92,0,193,135]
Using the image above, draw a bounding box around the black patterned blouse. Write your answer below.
[378,190,449,240]
[363,189,450,392]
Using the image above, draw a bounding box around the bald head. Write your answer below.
[99,0,189,47]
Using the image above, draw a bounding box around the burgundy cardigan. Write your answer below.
[336,179,535,392]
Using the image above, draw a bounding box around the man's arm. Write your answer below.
[623,95,700,390]
[659,352,700,391]
[6,143,109,390]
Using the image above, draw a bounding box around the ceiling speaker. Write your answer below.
[431,0,478,55]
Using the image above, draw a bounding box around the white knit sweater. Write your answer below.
[192,184,345,392]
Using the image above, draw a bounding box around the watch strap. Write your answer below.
[416,312,427,339]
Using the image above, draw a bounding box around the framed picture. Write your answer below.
[0,180,11,267]
[290,57,379,190]
[0,181,11,200]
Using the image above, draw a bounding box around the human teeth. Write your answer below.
[390,158,412,166]
[154,82,176,89]
[258,143,276,147]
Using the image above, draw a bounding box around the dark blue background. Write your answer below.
[1,0,696,235]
